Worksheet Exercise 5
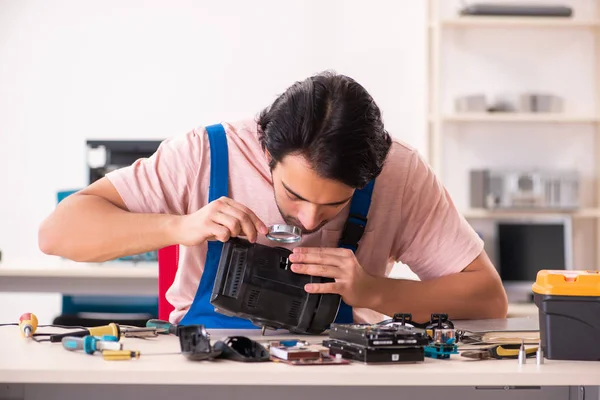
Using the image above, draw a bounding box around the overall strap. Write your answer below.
[206,124,229,201]
[334,178,375,324]
[338,179,375,253]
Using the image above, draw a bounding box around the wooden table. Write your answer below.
[0,326,598,400]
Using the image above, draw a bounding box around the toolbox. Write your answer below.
[532,270,600,361]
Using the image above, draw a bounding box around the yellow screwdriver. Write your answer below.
[18,313,38,338]
[50,323,120,343]
[102,350,141,361]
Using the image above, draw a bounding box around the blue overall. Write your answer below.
[179,123,375,328]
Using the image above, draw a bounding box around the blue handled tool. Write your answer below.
[146,319,179,335]
[61,335,122,355]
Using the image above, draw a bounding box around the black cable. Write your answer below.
[42,324,87,330]
[2,322,90,343]
[0,323,87,330]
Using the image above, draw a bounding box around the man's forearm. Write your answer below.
[38,194,180,262]
[369,270,508,323]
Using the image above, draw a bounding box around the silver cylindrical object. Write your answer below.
[518,340,527,365]
[536,341,544,365]
[266,224,302,243]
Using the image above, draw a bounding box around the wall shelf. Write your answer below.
[436,17,600,29]
[440,113,600,123]
[463,208,600,219]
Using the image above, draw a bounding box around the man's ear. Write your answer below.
[265,150,272,164]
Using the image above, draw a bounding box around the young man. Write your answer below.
[38,71,508,326]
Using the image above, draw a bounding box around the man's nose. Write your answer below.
[297,205,321,231]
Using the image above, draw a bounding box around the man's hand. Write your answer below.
[176,196,268,246]
[289,247,379,309]
[289,247,507,322]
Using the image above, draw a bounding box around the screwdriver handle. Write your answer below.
[18,313,38,338]
[62,335,122,355]
[62,336,85,352]
[50,323,120,343]
[102,350,140,361]
[146,319,178,335]
[94,336,122,352]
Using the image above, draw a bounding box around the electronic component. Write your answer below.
[424,329,459,359]
[210,238,341,334]
[269,344,323,361]
[270,353,350,366]
[269,341,349,366]
[323,339,424,363]
[178,325,222,361]
[329,323,430,348]
[470,169,580,210]
[324,320,430,364]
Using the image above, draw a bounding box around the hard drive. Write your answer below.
[329,323,430,347]
[323,339,424,363]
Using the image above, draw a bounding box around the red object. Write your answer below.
[19,313,32,323]
[157,245,179,321]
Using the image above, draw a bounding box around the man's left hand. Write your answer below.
[288,247,379,309]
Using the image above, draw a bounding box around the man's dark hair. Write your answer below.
[257,71,392,189]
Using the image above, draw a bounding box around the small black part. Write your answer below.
[213,336,270,362]
[392,313,412,325]
[178,324,221,361]
[427,313,454,330]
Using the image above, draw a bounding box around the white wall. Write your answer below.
[0,1,426,323]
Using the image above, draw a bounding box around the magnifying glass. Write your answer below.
[266,224,302,244]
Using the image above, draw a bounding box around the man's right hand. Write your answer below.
[176,196,268,246]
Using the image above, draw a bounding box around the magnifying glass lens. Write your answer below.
[266,224,302,243]
[269,232,295,239]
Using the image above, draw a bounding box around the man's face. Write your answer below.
[270,153,355,234]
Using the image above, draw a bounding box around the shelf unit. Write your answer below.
[426,1,600,266]
[463,207,600,219]
[440,113,600,123]
[436,16,600,29]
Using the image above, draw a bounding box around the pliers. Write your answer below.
[461,344,538,360]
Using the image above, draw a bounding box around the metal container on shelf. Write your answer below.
[470,169,580,210]
[519,93,564,113]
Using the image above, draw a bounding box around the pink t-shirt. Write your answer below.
[106,119,483,324]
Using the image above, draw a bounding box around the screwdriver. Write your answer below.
[102,350,140,361]
[61,335,122,355]
[50,322,121,343]
[146,319,179,335]
[18,313,38,338]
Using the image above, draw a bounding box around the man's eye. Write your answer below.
[286,192,299,201]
